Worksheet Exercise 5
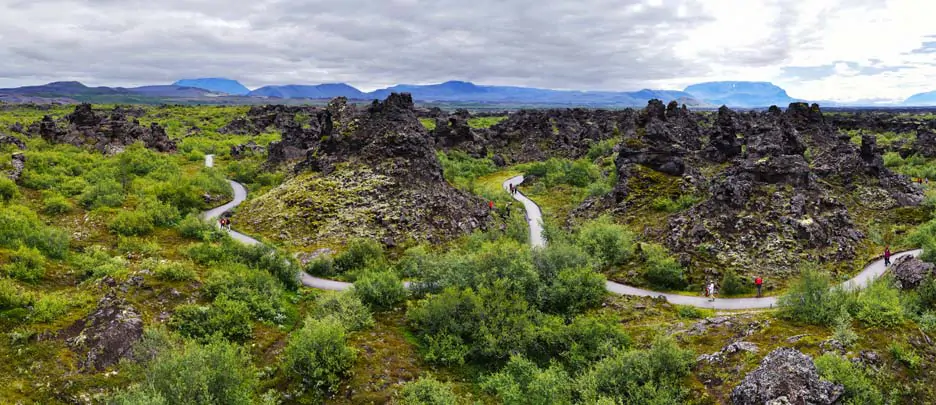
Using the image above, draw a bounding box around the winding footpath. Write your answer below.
[200,154,920,309]
[503,175,920,310]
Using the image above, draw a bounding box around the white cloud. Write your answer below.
[0,0,934,101]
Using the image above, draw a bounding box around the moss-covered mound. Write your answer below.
[235,94,490,251]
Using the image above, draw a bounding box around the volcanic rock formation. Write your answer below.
[235,93,489,248]
[731,348,844,405]
[27,103,176,153]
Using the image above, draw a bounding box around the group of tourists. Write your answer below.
[218,217,232,230]
[508,183,519,195]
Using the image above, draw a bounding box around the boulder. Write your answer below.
[230,140,265,158]
[8,152,25,182]
[730,348,844,405]
[61,293,143,372]
[0,134,26,150]
[890,255,936,289]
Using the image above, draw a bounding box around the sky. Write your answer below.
[1,0,935,102]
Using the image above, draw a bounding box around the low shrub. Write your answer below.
[176,214,223,242]
[854,278,903,328]
[399,375,459,405]
[153,261,197,282]
[815,353,883,405]
[642,243,687,290]
[720,269,750,296]
[29,292,72,323]
[352,269,408,310]
[540,266,605,316]
[889,342,921,370]
[3,245,46,283]
[0,278,31,309]
[109,210,155,236]
[282,317,356,393]
[482,355,574,405]
[0,177,17,202]
[334,238,384,274]
[117,236,161,258]
[311,292,374,332]
[170,295,253,342]
[576,216,635,268]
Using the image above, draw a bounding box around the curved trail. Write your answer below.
[200,154,921,308]
[502,175,922,310]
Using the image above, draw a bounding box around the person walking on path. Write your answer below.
[706,281,717,302]
[754,276,763,298]
[884,246,892,266]
[489,201,495,210]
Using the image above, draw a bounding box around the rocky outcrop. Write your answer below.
[61,293,143,371]
[731,348,844,405]
[8,152,25,182]
[27,103,176,153]
[0,134,26,150]
[230,140,265,158]
[601,101,922,281]
[891,255,936,289]
[235,93,490,249]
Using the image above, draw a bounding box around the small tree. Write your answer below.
[283,317,357,393]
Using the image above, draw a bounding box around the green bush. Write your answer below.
[117,236,161,258]
[283,317,357,393]
[889,342,921,370]
[176,215,223,242]
[40,191,73,215]
[153,261,197,282]
[642,243,687,290]
[334,238,384,274]
[651,195,701,213]
[481,355,574,405]
[0,278,31,309]
[79,178,124,209]
[537,315,632,372]
[576,216,635,268]
[30,292,73,323]
[353,269,408,310]
[815,353,883,405]
[306,255,336,277]
[121,334,258,405]
[855,278,904,328]
[577,335,692,404]
[0,204,69,259]
[778,266,840,325]
[3,245,46,283]
[531,243,590,281]
[169,295,253,342]
[311,292,374,332]
[139,197,180,226]
[720,269,750,296]
[832,310,858,348]
[399,375,459,405]
[540,267,605,315]
[677,305,713,319]
[109,210,155,236]
[72,246,128,281]
[203,263,289,323]
[0,176,18,202]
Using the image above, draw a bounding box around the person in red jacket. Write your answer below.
[884,246,892,266]
[754,276,763,298]
[489,201,494,210]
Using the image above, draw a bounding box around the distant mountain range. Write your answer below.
[2,78,935,108]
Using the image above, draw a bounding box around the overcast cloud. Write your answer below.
[1,0,934,101]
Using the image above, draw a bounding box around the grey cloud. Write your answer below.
[0,0,862,92]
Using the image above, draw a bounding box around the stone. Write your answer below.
[8,152,25,181]
[730,348,844,405]
[890,255,936,289]
[61,293,143,372]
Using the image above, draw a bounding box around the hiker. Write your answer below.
[509,184,515,194]
[884,246,892,266]
[489,201,495,210]
[505,202,511,217]
[219,218,226,229]
[754,276,763,298]
[706,281,717,302]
